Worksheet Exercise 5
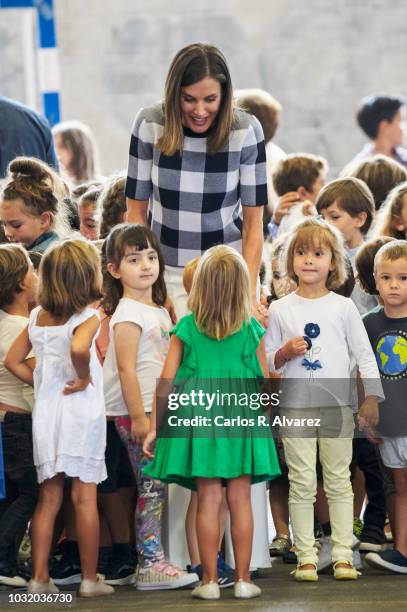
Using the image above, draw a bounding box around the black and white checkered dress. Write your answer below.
[125,104,267,268]
[126,104,267,267]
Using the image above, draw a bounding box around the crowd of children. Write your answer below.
[1,47,407,602]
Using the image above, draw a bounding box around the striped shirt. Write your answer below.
[125,104,267,267]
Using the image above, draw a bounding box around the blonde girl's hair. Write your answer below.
[342,154,407,210]
[157,43,236,156]
[182,256,200,294]
[0,243,30,309]
[284,217,347,289]
[52,120,100,183]
[98,174,126,239]
[38,239,102,318]
[372,181,407,239]
[188,245,251,340]
[1,157,70,238]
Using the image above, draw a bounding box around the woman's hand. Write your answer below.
[131,414,150,446]
[63,376,91,395]
[143,430,157,459]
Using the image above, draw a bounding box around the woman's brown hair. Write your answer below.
[102,224,167,316]
[38,239,102,318]
[52,120,100,183]
[157,43,236,156]
[0,243,30,308]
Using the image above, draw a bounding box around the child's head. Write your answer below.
[372,181,407,240]
[102,224,166,315]
[158,43,234,156]
[273,154,327,203]
[52,121,100,184]
[235,88,282,143]
[355,236,396,295]
[0,243,37,309]
[269,234,297,299]
[344,154,407,210]
[316,177,375,246]
[284,217,347,290]
[38,239,102,318]
[78,187,102,241]
[98,175,127,239]
[0,157,68,248]
[356,95,405,145]
[188,245,251,340]
[182,256,200,295]
[374,240,407,308]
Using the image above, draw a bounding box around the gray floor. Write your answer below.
[1,558,407,612]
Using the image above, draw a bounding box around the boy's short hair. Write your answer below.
[0,243,30,308]
[235,88,282,143]
[316,177,375,235]
[356,95,405,140]
[343,154,407,211]
[355,237,395,294]
[273,153,328,196]
[374,239,407,274]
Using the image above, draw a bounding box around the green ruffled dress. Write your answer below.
[144,314,281,490]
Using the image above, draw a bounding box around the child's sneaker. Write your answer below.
[28,578,59,594]
[269,534,291,556]
[103,554,136,585]
[79,574,114,597]
[136,561,199,590]
[365,549,407,574]
[192,581,220,600]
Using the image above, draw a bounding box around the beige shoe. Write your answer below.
[79,574,115,597]
[28,578,59,593]
[291,563,318,582]
[234,579,261,599]
[333,561,360,580]
[192,581,220,600]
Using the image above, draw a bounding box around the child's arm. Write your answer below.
[64,315,100,394]
[4,326,33,385]
[266,307,307,370]
[114,321,149,445]
[256,338,269,378]
[143,334,183,459]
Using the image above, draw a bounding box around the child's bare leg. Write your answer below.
[186,491,200,565]
[226,475,252,582]
[218,489,229,550]
[196,478,222,583]
[71,479,99,581]
[269,477,290,536]
[32,474,65,582]
[392,468,407,556]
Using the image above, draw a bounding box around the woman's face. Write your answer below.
[180,77,222,133]
[53,133,74,176]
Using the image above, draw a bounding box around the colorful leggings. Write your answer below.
[115,416,165,567]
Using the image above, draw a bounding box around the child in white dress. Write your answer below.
[6,239,113,598]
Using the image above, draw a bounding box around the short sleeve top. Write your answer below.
[125,104,267,267]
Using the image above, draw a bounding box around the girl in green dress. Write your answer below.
[144,245,280,600]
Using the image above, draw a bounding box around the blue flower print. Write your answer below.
[303,336,313,351]
[304,323,320,339]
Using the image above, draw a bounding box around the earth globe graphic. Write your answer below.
[376,335,407,377]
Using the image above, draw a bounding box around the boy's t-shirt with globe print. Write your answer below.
[363,306,407,436]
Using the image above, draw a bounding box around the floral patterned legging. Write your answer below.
[115,416,166,567]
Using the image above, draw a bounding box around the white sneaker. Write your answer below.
[28,578,59,594]
[0,573,27,588]
[234,579,261,599]
[135,561,199,590]
[192,581,220,600]
[79,574,114,598]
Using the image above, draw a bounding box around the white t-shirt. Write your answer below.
[103,298,171,416]
[265,292,384,407]
[0,310,34,412]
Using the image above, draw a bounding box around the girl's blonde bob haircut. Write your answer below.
[38,239,102,318]
[157,43,235,156]
[284,217,347,289]
[188,245,251,340]
[372,181,407,239]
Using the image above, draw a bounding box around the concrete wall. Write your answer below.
[3,1,407,176]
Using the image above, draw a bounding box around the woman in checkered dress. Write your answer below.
[125,42,268,320]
